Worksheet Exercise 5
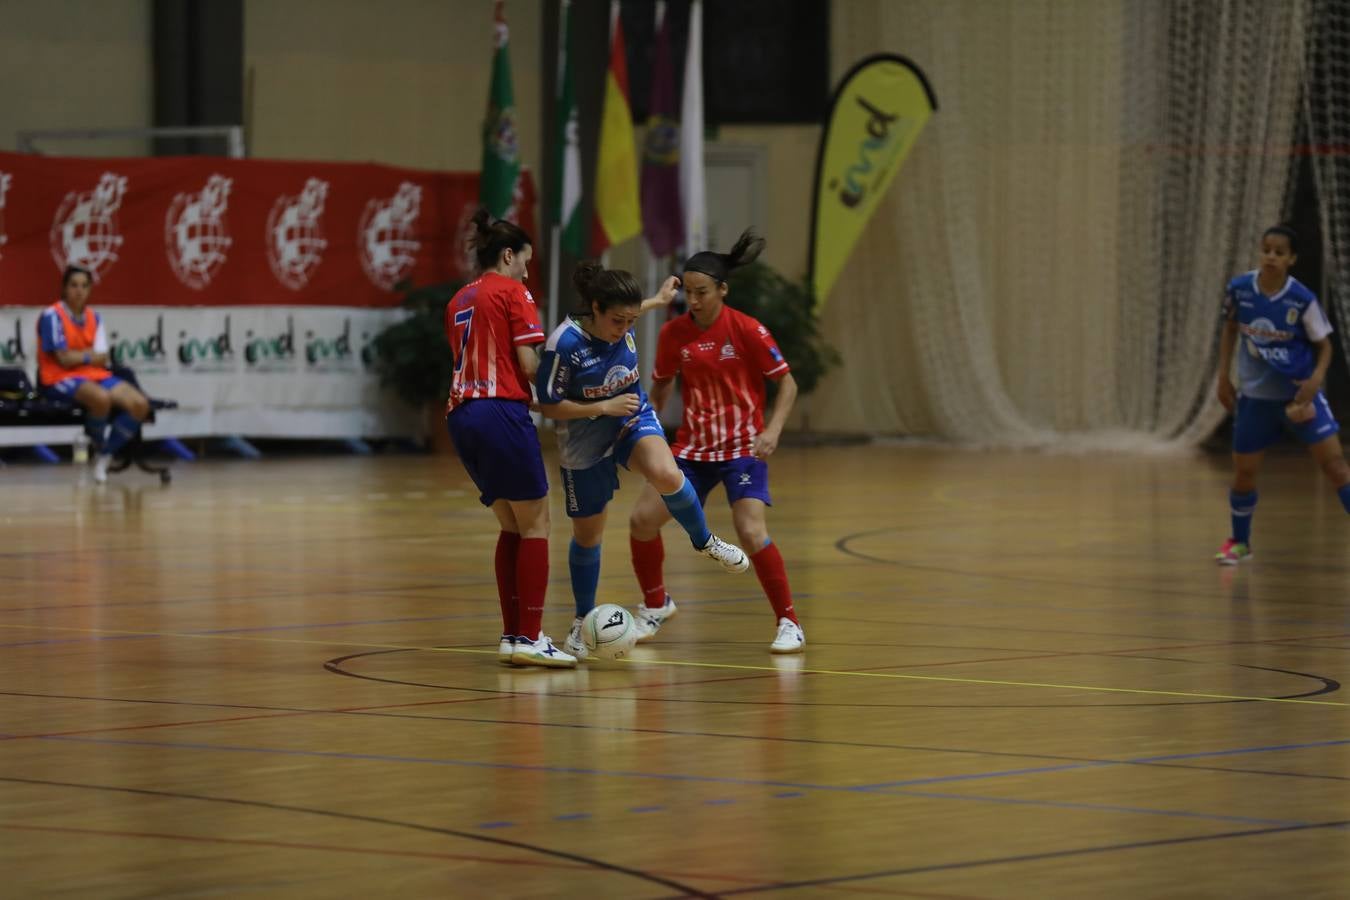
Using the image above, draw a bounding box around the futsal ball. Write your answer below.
[582,603,640,660]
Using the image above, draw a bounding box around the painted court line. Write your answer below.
[0,621,1345,708]
[9,733,1327,830]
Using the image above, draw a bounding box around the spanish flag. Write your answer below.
[590,0,641,256]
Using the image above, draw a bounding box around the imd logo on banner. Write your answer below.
[245,317,297,372]
[110,316,170,375]
[177,316,235,372]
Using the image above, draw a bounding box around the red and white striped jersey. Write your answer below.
[653,306,790,461]
[445,272,545,411]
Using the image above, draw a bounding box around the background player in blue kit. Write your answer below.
[536,261,750,659]
[1214,225,1350,564]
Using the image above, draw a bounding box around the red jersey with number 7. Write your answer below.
[445,272,545,411]
[652,306,790,462]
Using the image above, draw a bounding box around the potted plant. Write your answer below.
[723,262,840,402]
[370,279,464,451]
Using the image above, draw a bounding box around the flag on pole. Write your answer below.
[679,0,706,256]
[640,1,681,258]
[590,0,641,256]
[480,0,520,219]
[552,0,584,256]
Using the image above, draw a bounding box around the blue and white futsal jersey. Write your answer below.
[537,318,653,470]
[1224,272,1333,401]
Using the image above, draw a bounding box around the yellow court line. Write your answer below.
[0,621,1346,708]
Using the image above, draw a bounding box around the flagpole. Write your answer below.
[642,245,659,390]
[547,224,561,332]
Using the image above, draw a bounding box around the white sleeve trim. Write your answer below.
[513,331,545,343]
[763,362,790,377]
[1304,299,1334,342]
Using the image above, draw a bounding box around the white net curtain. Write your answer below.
[809,0,1309,449]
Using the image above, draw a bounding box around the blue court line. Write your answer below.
[476,821,515,829]
[553,812,592,821]
[15,733,1326,830]
[628,806,665,814]
[853,737,1350,790]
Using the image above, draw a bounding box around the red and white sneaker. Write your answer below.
[1214,539,1252,566]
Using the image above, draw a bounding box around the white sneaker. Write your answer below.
[633,595,678,643]
[510,633,577,668]
[770,618,805,654]
[563,617,589,660]
[700,533,749,573]
[92,454,111,484]
[497,635,515,665]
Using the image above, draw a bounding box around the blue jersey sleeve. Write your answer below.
[536,325,574,404]
[38,310,67,353]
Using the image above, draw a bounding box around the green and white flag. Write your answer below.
[553,0,583,254]
[481,0,520,219]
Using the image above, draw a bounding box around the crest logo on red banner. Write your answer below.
[267,178,329,290]
[166,174,233,290]
[49,172,127,280]
[359,181,421,291]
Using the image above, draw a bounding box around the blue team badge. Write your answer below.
[625,333,636,352]
[769,346,783,362]
[1286,307,1299,326]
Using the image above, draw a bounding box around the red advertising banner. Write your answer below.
[0,152,537,308]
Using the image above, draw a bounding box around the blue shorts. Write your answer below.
[677,456,772,506]
[559,408,666,518]
[42,375,123,401]
[446,399,548,507]
[1233,393,1340,454]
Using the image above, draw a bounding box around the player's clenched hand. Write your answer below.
[1215,378,1236,413]
[601,393,640,418]
[753,429,780,459]
[1292,377,1321,407]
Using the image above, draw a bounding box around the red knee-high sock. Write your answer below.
[631,534,667,608]
[750,541,797,624]
[494,531,521,636]
[516,538,549,641]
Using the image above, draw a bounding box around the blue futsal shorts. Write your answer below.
[676,455,772,507]
[42,374,124,401]
[1233,393,1340,454]
[559,407,665,518]
[446,399,548,506]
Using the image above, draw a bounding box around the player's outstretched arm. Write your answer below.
[639,276,680,316]
[648,376,675,413]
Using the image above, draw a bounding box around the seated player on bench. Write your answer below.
[36,265,151,483]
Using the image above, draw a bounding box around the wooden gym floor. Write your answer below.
[1,444,1349,898]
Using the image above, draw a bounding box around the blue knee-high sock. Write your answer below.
[1338,484,1350,515]
[102,412,140,457]
[661,476,711,549]
[568,540,602,618]
[83,415,108,451]
[1230,490,1258,545]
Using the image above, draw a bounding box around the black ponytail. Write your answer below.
[682,229,765,284]
[469,206,532,270]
